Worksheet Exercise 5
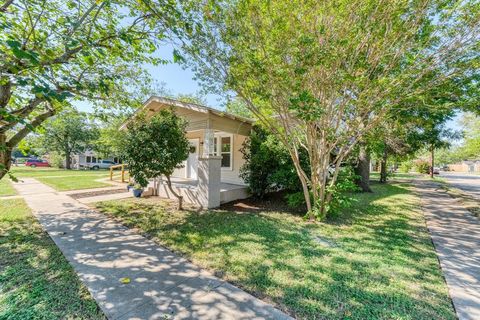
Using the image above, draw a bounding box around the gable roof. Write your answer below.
[122,96,255,129]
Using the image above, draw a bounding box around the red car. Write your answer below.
[25,159,50,168]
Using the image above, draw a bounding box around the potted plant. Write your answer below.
[132,184,144,198]
[126,182,134,191]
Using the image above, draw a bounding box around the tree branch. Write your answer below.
[7,108,55,147]
[0,0,14,12]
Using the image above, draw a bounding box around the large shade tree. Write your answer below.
[0,0,180,180]
[151,0,480,219]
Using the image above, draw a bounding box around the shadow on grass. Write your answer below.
[0,206,104,320]
[95,182,455,320]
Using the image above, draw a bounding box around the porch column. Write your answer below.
[203,128,215,156]
[197,156,222,208]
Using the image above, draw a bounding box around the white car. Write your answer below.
[82,160,117,170]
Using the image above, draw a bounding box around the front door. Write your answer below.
[186,139,199,179]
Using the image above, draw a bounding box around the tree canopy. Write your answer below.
[0,0,181,179]
[40,110,98,169]
[157,0,480,219]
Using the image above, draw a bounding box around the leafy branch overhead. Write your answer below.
[0,0,179,179]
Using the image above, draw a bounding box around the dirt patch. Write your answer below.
[69,188,127,199]
[220,191,306,214]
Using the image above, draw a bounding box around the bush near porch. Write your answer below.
[95,182,455,320]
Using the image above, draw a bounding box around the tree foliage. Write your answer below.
[121,109,189,209]
[40,110,98,169]
[165,0,480,219]
[239,126,306,198]
[0,0,179,179]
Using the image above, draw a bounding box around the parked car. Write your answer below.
[432,167,440,175]
[82,160,117,170]
[25,159,50,168]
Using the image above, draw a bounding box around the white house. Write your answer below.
[69,150,121,169]
[129,96,254,208]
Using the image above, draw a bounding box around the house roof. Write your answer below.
[121,96,255,130]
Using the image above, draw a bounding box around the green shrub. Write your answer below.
[322,167,360,217]
[399,161,413,173]
[285,167,360,218]
[48,151,65,168]
[240,126,308,198]
[285,192,306,208]
[413,159,430,173]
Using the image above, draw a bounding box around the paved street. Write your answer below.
[440,172,480,199]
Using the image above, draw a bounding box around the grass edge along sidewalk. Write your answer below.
[0,198,105,319]
[95,181,455,320]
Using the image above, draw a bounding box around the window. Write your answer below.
[86,156,92,163]
[214,134,232,169]
[220,137,231,168]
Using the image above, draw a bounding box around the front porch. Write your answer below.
[148,177,250,207]
[139,97,253,208]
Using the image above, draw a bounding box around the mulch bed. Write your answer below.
[69,188,128,199]
[220,190,306,214]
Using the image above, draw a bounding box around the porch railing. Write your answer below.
[109,164,129,183]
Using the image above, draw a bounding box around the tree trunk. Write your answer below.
[0,133,12,180]
[65,151,71,170]
[430,144,435,178]
[379,148,388,183]
[354,144,372,192]
[166,175,183,210]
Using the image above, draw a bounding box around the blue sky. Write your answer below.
[75,44,461,131]
[74,45,225,113]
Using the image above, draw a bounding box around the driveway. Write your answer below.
[440,172,480,199]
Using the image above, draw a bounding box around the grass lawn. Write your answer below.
[9,166,111,191]
[95,182,455,320]
[0,198,104,319]
[370,171,421,180]
[0,179,16,197]
[35,176,111,191]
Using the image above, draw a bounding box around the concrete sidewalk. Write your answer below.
[13,178,291,320]
[415,180,480,320]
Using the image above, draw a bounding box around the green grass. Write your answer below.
[10,166,109,178]
[8,166,111,191]
[370,171,421,180]
[0,179,16,197]
[35,176,111,191]
[95,183,455,320]
[0,198,104,319]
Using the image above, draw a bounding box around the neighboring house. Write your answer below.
[127,96,254,208]
[70,150,121,169]
[448,160,480,173]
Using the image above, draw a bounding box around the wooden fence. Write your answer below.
[109,164,130,183]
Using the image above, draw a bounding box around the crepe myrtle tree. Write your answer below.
[0,0,180,180]
[153,0,480,219]
[121,109,189,210]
